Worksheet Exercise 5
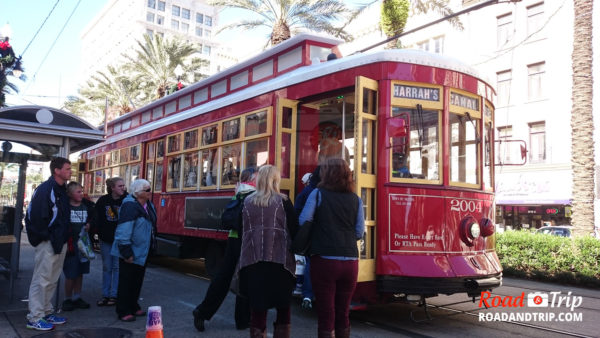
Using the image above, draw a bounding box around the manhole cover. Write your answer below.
[32,327,132,338]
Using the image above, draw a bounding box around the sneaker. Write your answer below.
[26,318,54,331]
[62,299,75,311]
[73,298,90,309]
[192,308,205,332]
[301,297,312,310]
[44,314,67,325]
[293,284,303,296]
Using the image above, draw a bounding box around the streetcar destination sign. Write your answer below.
[393,84,440,101]
[450,92,479,110]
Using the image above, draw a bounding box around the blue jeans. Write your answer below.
[101,241,119,298]
[302,256,314,300]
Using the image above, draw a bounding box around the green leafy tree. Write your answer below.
[380,0,410,49]
[210,0,354,46]
[124,34,208,99]
[0,54,25,107]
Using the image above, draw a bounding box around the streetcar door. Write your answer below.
[354,76,378,282]
[276,98,298,201]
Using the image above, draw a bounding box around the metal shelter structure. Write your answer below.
[0,105,104,301]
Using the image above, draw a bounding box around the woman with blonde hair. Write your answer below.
[238,165,298,338]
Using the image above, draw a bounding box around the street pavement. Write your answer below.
[0,238,396,338]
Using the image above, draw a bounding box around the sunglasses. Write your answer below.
[143,188,152,192]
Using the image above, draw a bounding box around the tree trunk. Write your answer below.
[271,20,291,45]
[570,0,594,237]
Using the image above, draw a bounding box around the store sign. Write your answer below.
[546,208,559,215]
[496,170,572,205]
[393,84,440,101]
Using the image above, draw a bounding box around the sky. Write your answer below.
[0,0,369,110]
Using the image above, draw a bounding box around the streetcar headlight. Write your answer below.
[459,216,480,247]
[469,222,481,238]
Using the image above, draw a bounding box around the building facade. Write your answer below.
[79,0,236,84]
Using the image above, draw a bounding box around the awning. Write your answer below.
[495,169,572,205]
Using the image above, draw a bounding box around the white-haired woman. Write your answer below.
[111,179,156,322]
[238,165,298,337]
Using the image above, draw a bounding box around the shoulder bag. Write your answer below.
[291,190,319,255]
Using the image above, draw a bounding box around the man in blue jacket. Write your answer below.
[25,157,71,331]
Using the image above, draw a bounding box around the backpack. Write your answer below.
[221,195,244,231]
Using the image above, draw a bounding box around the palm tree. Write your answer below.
[124,34,208,99]
[379,0,462,49]
[570,0,594,237]
[65,64,144,125]
[210,0,354,46]
[0,54,25,107]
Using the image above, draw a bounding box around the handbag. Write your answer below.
[291,190,319,255]
[77,228,96,260]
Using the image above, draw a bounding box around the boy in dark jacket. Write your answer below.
[25,157,71,331]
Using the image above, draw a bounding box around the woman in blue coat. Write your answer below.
[111,179,156,322]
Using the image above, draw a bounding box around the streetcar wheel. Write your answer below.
[204,241,224,279]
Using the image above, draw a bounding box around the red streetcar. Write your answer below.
[80,33,501,304]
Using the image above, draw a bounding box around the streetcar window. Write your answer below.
[183,152,199,189]
[146,163,154,189]
[200,149,218,187]
[245,111,267,137]
[184,129,199,150]
[111,151,119,165]
[155,160,163,191]
[222,118,240,141]
[167,134,181,153]
[449,113,480,185]
[130,144,141,161]
[130,164,140,185]
[147,143,155,160]
[156,140,165,159]
[246,138,269,171]
[221,144,241,186]
[390,106,440,181]
[201,124,218,146]
[167,155,182,190]
[120,148,129,163]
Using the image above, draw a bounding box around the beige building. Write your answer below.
[79,0,236,84]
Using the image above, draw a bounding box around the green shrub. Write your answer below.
[496,231,600,287]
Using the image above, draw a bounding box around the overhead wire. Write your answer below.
[22,0,82,96]
[20,0,61,57]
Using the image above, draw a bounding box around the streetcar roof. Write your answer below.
[86,34,491,153]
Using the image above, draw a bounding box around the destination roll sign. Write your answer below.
[394,84,440,102]
[450,92,479,111]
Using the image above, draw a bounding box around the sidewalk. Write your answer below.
[0,237,219,338]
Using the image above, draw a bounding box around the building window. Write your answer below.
[181,22,189,33]
[158,32,164,38]
[146,29,154,37]
[527,2,544,36]
[157,15,164,25]
[528,62,545,101]
[433,36,444,54]
[157,1,165,11]
[147,0,155,9]
[417,40,429,51]
[497,13,513,47]
[496,70,512,106]
[172,5,180,16]
[196,13,203,24]
[205,16,212,26]
[205,29,211,37]
[496,126,513,164]
[203,45,211,55]
[195,27,203,37]
[146,12,155,23]
[529,122,546,163]
[182,8,190,20]
[171,20,179,30]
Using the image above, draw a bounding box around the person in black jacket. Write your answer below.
[93,177,127,306]
[193,168,255,332]
[24,157,72,331]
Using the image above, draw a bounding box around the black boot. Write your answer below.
[192,308,205,332]
[335,326,350,338]
[273,323,290,338]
